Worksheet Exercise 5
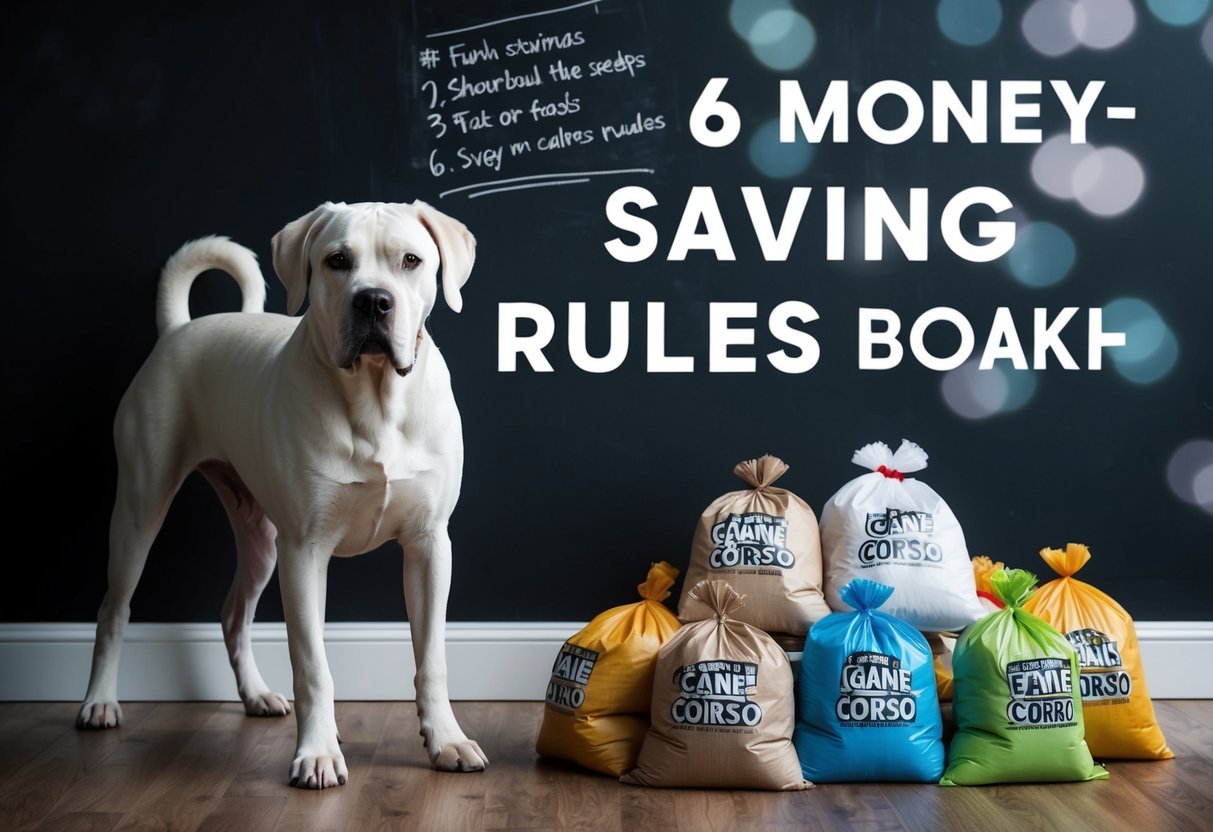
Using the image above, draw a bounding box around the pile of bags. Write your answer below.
[535,447,1172,791]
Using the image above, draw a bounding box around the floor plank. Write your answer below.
[28,813,124,832]
[196,796,285,832]
[1145,702,1213,800]
[1174,699,1213,733]
[110,704,265,831]
[2,703,158,831]
[811,785,902,832]
[39,703,210,820]
[340,701,433,832]
[1,700,1211,832]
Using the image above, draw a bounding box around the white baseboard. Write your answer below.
[0,621,1209,701]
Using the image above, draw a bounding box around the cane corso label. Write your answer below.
[858,508,943,568]
[709,513,794,569]
[545,642,599,711]
[1066,628,1132,703]
[671,660,762,729]
[1005,657,1077,729]
[835,650,918,726]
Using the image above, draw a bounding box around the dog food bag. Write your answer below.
[793,579,945,782]
[535,562,682,776]
[972,555,1007,613]
[928,633,956,703]
[622,580,811,791]
[820,440,985,632]
[1022,544,1173,760]
[678,455,829,635]
[933,556,1004,701]
[940,569,1109,786]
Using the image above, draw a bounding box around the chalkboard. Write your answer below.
[3,0,1210,625]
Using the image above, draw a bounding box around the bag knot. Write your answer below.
[876,464,905,481]
[734,455,789,490]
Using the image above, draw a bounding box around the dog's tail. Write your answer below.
[156,236,267,336]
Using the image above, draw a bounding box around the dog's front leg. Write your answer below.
[278,538,347,789]
[402,531,488,772]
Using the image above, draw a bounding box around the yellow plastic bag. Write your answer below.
[1022,544,1173,760]
[535,562,682,775]
[929,633,956,703]
[972,555,1006,613]
[931,556,1003,702]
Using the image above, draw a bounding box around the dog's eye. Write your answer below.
[403,253,421,270]
[326,251,352,271]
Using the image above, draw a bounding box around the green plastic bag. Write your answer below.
[940,569,1108,786]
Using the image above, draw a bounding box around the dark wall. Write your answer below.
[3,1,1210,624]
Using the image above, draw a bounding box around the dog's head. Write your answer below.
[271,201,475,376]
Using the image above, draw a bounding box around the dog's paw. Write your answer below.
[243,691,292,718]
[76,700,123,730]
[289,751,348,790]
[429,738,489,773]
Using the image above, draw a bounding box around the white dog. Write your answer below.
[78,201,488,788]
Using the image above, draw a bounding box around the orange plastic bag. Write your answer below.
[1022,544,1173,760]
[535,562,682,775]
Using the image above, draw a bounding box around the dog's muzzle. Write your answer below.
[340,289,422,377]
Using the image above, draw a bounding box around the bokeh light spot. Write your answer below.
[1072,0,1136,48]
[1194,466,1213,511]
[938,0,1003,46]
[1073,146,1145,216]
[1001,368,1039,412]
[1166,439,1213,515]
[1146,0,1211,26]
[1008,221,1077,287]
[1102,297,1179,384]
[942,360,1012,420]
[1202,16,1213,61]
[748,10,816,70]
[1032,133,1097,199]
[729,0,791,38]
[748,118,814,178]
[1022,0,1081,56]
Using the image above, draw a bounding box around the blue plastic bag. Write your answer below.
[793,579,945,782]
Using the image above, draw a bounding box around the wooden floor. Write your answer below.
[1,700,1211,832]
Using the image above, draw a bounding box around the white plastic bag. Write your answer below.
[820,440,984,632]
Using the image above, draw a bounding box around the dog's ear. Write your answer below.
[414,201,476,314]
[272,203,333,315]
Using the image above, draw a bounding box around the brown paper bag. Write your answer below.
[621,580,811,791]
[678,455,828,635]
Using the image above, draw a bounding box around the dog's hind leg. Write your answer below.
[78,414,187,729]
[199,461,291,718]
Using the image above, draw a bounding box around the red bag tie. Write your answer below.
[876,464,904,481]
[976,590,1005,609]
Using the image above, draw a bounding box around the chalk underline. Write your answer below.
[467,178,591,199]
[440,167,655,199]
[426,0,601,39]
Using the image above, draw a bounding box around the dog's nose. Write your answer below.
[352,288,394,320]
